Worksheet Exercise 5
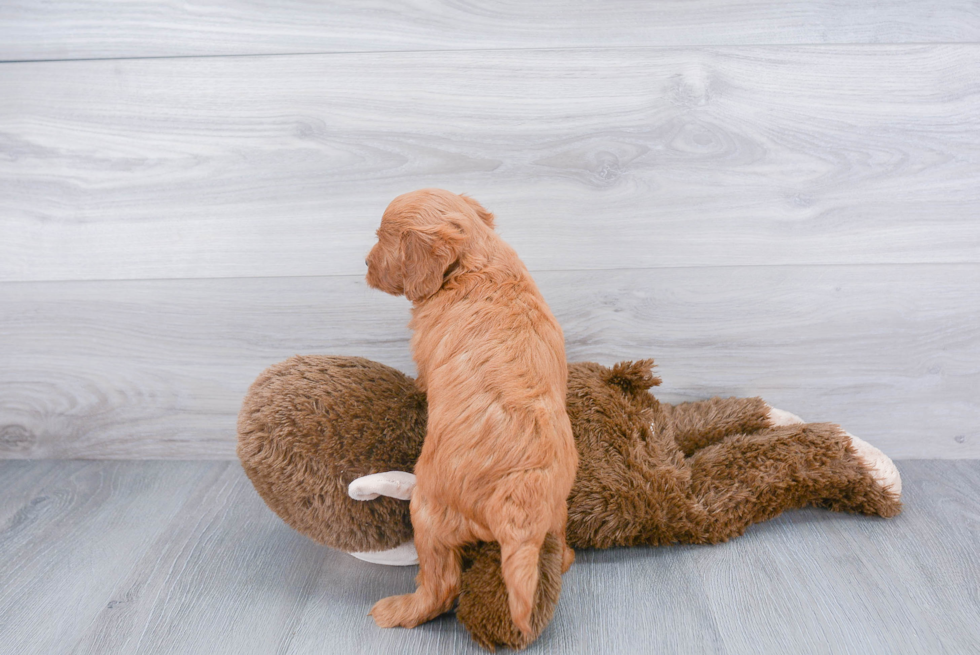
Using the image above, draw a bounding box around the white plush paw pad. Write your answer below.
[844,432,902,496]
[767,406,805,426]
[350,540,419,566]
[348,471,417,501]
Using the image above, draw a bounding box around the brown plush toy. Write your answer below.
[238,355,902,650]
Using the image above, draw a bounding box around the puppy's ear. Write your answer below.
[461,195,495,229]
[400,216,467,302]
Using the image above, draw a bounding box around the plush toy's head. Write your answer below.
[237,355,425,555]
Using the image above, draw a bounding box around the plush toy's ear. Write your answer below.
[460,195,495,229]
[605,359,661,394]
[400,216,467,302]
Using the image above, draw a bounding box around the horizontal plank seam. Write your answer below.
[4,41,980,65]
[1,261,978,288]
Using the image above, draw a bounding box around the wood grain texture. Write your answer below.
[2,1,980,61]
[0,461,222,655]
[2,46,978,282]
[0,459,977,654]
[2,264,976,460]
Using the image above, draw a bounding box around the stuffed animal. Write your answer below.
[238,355,901,650]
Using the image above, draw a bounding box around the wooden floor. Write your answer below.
[1,459,977,655]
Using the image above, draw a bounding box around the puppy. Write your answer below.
[365,189,578,634]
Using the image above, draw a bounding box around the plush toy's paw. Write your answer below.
[369,593,425,629]
[767,405,805,426]
[844,431,902,496]
[350,540,419,566]
[348,471,417,501]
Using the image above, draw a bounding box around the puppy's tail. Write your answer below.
[499,536,544,636]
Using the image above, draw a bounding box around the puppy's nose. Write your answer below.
[365,258,369,267]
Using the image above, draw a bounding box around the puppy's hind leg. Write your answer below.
[370,492,464,629]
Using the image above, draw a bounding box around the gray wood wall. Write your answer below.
[1,2,978,459]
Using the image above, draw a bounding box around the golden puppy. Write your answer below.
[365,189,578,635]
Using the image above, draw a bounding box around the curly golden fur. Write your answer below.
[364,189,579,635]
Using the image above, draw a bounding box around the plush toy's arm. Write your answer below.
[347,471,419,566]
[348,471,416,501]
[663,397,774,456]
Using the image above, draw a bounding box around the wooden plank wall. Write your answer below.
[1,2,978,459]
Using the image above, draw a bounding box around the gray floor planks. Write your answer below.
[0,459,977,654]
[67,463,324,655]
[2,264,977,460]
[2,46,978,283]
[2,1,980,61]
[0,461,223,655]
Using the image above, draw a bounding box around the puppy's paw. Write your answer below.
[369,593,421,629]
[766,405,805,426]
[844,431,902,496]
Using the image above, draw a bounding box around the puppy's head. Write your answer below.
[365,189,494,302]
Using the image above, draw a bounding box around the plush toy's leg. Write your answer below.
[370,491,464,629]
[845,431,902,495]
[685,423,902,543]
[663,397,771,456]
[767,406,805,427]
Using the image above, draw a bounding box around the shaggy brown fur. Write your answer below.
[364,189,578,634]
[237,356,426,552]
[664,396,771,456]
[238,356,901,650]
[563,360,900,550]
